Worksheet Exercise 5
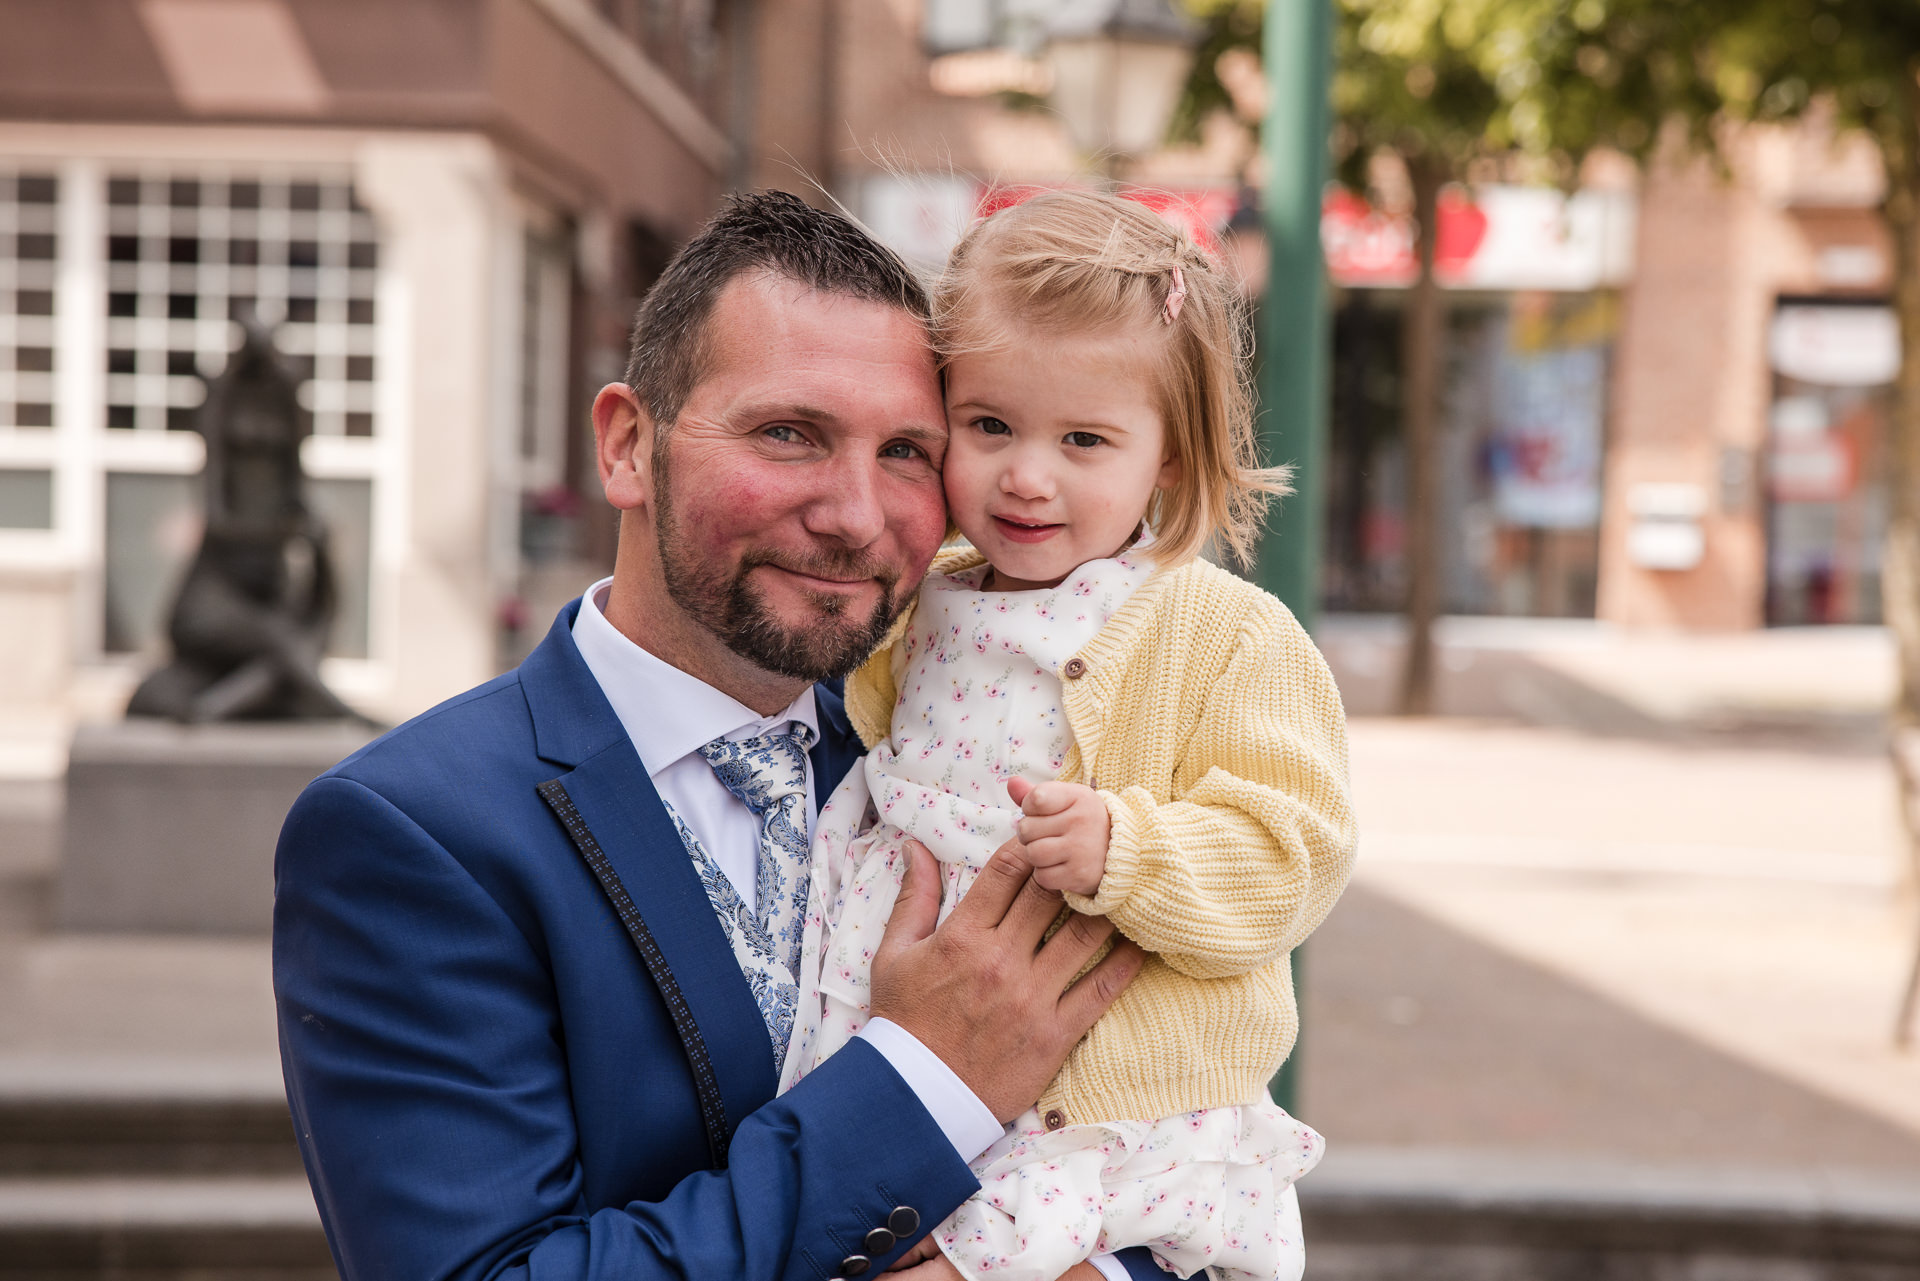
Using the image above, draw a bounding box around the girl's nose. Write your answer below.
[1000,449,1055,501]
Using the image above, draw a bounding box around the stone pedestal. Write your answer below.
[58,721,375,935]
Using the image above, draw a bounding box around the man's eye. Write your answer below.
[764,424,805,444]
[880,440,927,461]
[1065,431,1105,448]
[976,417,1011,436]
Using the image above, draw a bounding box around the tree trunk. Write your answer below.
[1398,155,1446,716]
[1878,86,1920,1044]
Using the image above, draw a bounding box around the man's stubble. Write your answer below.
[652,448,906,684]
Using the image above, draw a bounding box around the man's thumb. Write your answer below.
[877,839,939,960]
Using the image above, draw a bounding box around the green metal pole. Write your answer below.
[1259,0,1332,1116]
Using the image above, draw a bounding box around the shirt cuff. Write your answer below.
[1088,1253,1132,1281]
[858,1017,1003,1164]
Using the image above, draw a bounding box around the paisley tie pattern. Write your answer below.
[681,726,816,1072]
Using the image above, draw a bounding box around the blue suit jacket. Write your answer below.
[275,601,1165,1281]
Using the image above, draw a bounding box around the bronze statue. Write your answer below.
[128,320,370,724]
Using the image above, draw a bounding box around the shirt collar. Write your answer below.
[572,577,819,779]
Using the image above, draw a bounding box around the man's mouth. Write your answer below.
[758,562,879,593]
[991,515,1063,544]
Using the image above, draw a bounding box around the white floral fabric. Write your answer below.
[782,553,1323,1281]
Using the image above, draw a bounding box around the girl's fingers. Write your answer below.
[1019,783,1078,817]
[1016,812,1071,847]
[1005,776,1036,809]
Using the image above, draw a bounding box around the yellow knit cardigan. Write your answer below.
[845,546,1358,1126]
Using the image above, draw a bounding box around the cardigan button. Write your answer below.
[1062,658,1087,680]
[1044,1108,1066,1130]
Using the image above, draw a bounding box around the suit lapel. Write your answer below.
[553,748,778,1129]
[520,603,779,1137]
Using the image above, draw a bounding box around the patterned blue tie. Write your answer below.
[698,726,816,1000]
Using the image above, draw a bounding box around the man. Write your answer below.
[274,191,1155,1281]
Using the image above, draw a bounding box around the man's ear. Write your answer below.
[593,383,656,512]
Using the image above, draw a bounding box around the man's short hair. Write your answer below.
[623,189,931,432]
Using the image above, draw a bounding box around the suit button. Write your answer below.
[840,1255,871,1277]
[865,1227,897,1255]
[888,1206,920,1236]
[1044,1108,1066,1130]
[1063,658,1087,680]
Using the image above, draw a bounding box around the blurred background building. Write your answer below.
[0,0,1901,744]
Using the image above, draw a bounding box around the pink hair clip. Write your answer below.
[1163,265,1188,324]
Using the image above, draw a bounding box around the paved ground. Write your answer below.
[1,623,1916,1196]
[1310,717,1920,1163]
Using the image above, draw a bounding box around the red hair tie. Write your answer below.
[1163,265,1188,324]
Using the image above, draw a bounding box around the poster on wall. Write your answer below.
[1486,339,1607,529]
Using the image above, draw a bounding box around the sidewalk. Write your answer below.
[1302,713,1920,1171]
[0,620,1916,1272]
[1316,614,1896,748]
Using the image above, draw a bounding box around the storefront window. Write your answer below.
[1764,303,1894,627]
[1765,381,1888,625]
[1326,289,1612,618]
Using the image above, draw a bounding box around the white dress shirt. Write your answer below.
[571,579,1002,1165]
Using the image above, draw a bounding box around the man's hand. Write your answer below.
[1006,778,1110,897]
[892,1249,1108,1281]
[870,837,1143,1122]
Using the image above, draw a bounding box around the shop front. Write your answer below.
[1321,184,1635,620]
[1763,300,1895,627]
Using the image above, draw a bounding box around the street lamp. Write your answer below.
[1043,0,1200,179]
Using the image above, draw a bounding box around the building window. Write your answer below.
[102,172,380,437]
[0,168,58,432]
[0,467,53,528]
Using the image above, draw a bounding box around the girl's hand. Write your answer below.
[1007,777,1110,897]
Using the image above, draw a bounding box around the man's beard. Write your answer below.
[653,463,905,683]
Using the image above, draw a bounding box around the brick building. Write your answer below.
[1603,125,1891,631]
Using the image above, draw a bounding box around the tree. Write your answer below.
[1179,0,1510,714]
[1479,0,1920,1040]
[1179,0,1920,1036]
[1329,2,1507,715]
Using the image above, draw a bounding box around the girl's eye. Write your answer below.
[976,416,1011,436]
[1065,431,1105,449]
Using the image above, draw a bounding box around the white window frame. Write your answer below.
[0,128,404,698]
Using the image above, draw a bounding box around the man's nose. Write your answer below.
[804,453,888,547]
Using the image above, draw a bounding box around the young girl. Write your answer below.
[781,189,1357,1281]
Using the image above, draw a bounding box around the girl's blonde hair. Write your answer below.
[933,188,1292,568]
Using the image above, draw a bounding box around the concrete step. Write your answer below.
[0,1090,302,1176]
[1300,1147,1920,1280]
[0,1174,332,1278]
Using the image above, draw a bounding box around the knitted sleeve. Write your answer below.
[1064,600,1357,980]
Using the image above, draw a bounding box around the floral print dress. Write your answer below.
[781,552,1323,1281]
